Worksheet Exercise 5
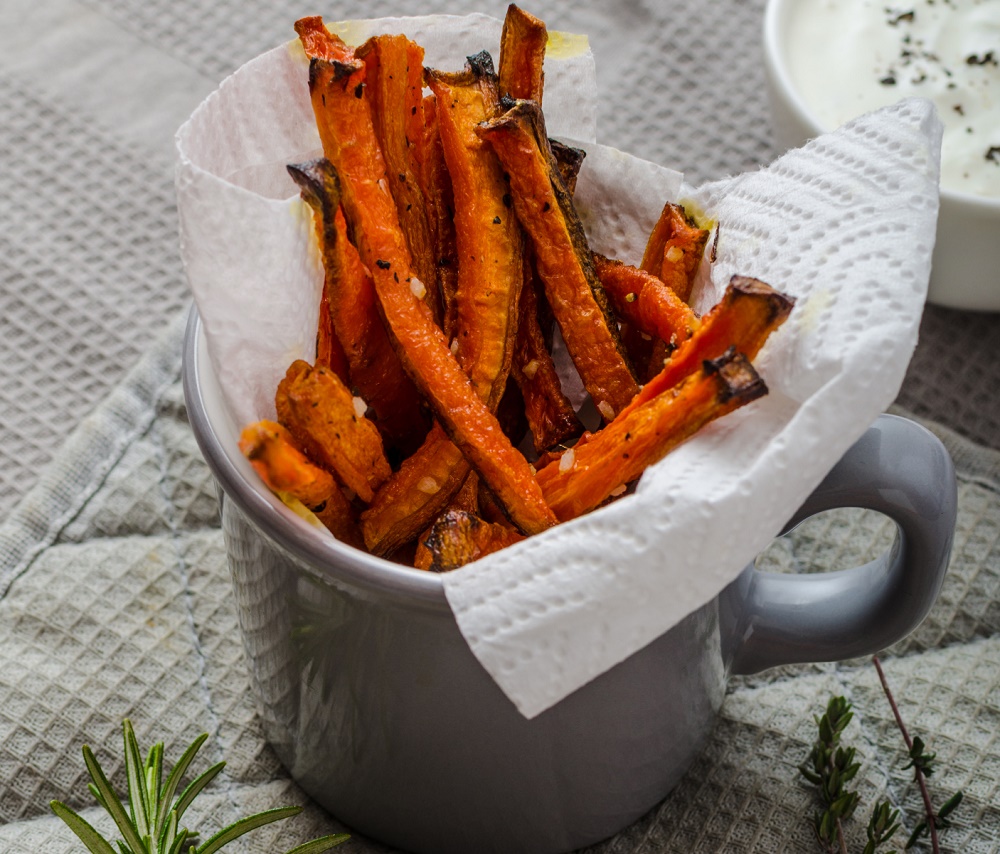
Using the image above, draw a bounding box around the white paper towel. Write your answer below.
[176,13,942,719]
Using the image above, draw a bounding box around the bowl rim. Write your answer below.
[181,305,451,611]
[762,0,1000,212]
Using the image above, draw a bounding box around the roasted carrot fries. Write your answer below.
[238,5,795,571]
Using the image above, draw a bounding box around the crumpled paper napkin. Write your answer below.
[176,13,942,719]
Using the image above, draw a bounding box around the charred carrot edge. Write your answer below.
[420,94,460,338]
[593,253,700,346]
[426,55,523,410]
[548,138,586,196]
[640,201,710,305]
[537,349,768,521]
[275,360,391,504]
[360,425,471,555]
[286,159,429,459]
[498,3,547,102]
[619,275,795,419]
[307,56,556,536]
[416,508,525,572]
[477,98,639,419]
[294,16,352,62]
[356,35,440,323]
[512,274,583,452]
[412,472,479,569]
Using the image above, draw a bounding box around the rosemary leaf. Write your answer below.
[82,744,148,853]
[172,761,225,824]
[50,801,118,854]
[193,805,302,854]
[123,721,152,842]
[285,834,352,853]
[155,733,208,833]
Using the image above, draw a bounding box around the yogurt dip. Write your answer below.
[785,0,999,198]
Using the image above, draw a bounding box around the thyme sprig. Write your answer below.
[51,719,349,854]
[800,696,899,853]
[872,656,964,851]
[802,659,965,853]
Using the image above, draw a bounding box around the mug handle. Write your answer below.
[723,414,957,676]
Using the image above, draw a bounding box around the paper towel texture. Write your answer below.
[446,98,942,717]
[176,13,942,718]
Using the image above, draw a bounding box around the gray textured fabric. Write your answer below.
[1,318,998,852]
[2,0,999,851]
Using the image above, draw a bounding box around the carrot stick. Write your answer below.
[314,285,350,382]
[357,35,440,323]
[640,201,710,305]
[363,56,536,551]
[477,98,639,419]
[275,360,391,504]
[239,420,361,546]
[621,201,710,379]
[306,55,556,535]
[293,16,353,62]
[287,159,430,459]
[593,253,700,346]
[511,274,583,452]
[619,275,794,419]
[360,424,471,555]
[420,94,460,338]
[498,3,547,102]
[537,350,767,521]
[414,509,525,572]
[426,54,523,410]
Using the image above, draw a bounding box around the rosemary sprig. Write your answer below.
[872,656,964,852]
[51,719,350,854]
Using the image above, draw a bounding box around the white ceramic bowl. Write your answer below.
[762,0,1000,312]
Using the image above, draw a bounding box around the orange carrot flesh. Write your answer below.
[286,158,429,459]
[593,253,700,345]
[306,56,556,536]
[314,286,350,382]
[512,275,583,452]
[357,35,439,322]
[426,58,523,410]
[537,351,767,521]
[498,4,548,102]
[619,275,795,419]
[357,58,527,551]
[239,420,338,508]
[477,100,639,418]
[420,93,460,338]
[640,201,710,305]
[360,425,471,555]
[275,360,391,504]
[294,16,353,63]
[239,420,362,546]
[364,56,537,552]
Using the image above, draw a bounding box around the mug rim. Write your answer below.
[181,306,450,612]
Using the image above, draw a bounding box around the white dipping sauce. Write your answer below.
[785,0,999,198]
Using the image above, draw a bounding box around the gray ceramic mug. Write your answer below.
[182,309,956,854]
